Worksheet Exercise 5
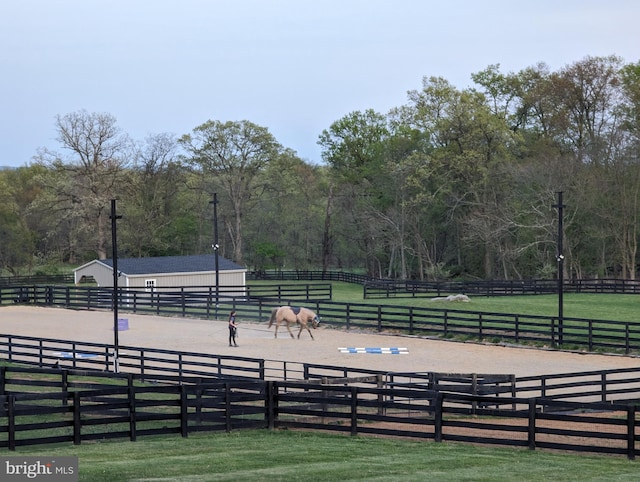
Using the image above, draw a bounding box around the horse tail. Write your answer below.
[268,307,278,328]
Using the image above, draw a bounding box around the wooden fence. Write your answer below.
[3,286,640,354]
[363,278,640,298]
[0,365,638,459]
[2,334,640,405]
[1,283,332,307]
[4,271,640,296]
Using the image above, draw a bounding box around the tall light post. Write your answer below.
[553,191,565,346]
[210,193,220,319]
[110,199,122,373]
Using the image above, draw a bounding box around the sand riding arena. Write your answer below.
[2,305,640,377]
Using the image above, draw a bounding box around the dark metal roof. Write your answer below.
[100,255,245,275]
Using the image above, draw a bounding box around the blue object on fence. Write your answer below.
[338,347,409,354]
[115,318,129,331]
[53,352,98,359]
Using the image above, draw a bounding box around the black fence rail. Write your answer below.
[0,377,266,450]
[273,380,639,459]
[0,334,267,381]
[0,283,332,307]
[4,270,640,297]
[309,301,640,355]
[514,367,640,404]
[3,287,640,354]
[0,274,74,286]
[363,278,640,298]
[248,270,640,296]
[248,270,370,285]
[2,334,640,408]
[1,365,638,459]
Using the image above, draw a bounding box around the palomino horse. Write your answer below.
[268,306,320,339]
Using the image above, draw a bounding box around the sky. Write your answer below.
[1,0,639,168]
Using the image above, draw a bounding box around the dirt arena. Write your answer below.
[2,305,640,377]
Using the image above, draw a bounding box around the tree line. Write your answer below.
[1,55,639,281]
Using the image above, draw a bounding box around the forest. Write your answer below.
[1,55,639,281]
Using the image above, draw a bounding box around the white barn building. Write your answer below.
[74,254,246,292]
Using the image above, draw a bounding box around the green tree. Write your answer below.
[180,120,281,264]
[247,149,326,270]
[318,110,391,276]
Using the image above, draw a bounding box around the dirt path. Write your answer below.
[2,305,640,377]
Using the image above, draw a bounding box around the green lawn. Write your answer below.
[14,429,640,481]
[324,281,640,322]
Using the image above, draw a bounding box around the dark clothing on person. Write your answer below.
[228,312,238,347]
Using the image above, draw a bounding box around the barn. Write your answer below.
[73,254,246,292]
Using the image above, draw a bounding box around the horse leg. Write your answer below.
[297,321,314,340]
[273,321,279,338]
[286,321,295,339]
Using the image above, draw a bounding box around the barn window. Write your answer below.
[145,279,156,292]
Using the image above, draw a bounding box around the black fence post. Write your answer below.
[346,304,351,330]
[444,311,448,337]
[73,391,81,445]
[434,392,443,442]
[627,405,636,460]
[266,381,276,429]
[8,395,16,450]
[527,399,537,451]
[350,386,358,436]
[225,383,232,432]
[625,324,630,354]
[181,385,189,438]
[129,375,137,441]
[61,370,68,407]
[409,307,414,335]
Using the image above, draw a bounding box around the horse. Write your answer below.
[268,306,320,340]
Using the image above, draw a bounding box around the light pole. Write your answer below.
[110,199,122,373]
[210,193,220,319]
[553,191,565,346]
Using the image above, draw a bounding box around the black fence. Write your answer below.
[1,283,332,308]
[4,270,640,297]
[0,365,638,459]
[3,286,640,354]
[2,334,640,406]
[363,278,640,298]
[249,270,640,296]
[0,274,74,286]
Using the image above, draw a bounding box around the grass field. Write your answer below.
[14,429,640,481]
[323,281,640,322]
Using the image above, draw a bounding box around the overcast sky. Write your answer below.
[1,0,639,168]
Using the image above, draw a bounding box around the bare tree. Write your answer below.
[35,110,131,260]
